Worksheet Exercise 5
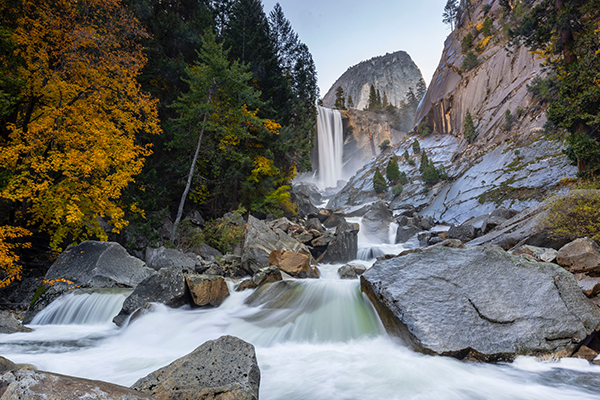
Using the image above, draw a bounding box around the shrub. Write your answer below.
[462,32,474,52]
[178,207,246,254]
[461,51,479,71]
[527,74,558,103]
[386,156,400,184]
[422,162,440,185]
[412,139,421,154]
[483,4,492,14]
[418,121,432,137]
[545,190,600,242]
[379,139,391,152]
[504,109,514,131]
[437,164,448,180]
[399,171,409,185]
[482,16,493,37]
[373,167,387,194]
[419,150,429,173]
[392,184,403,196]
[463,110,477,143]
[408,158,416,166]
[403,149,410,161]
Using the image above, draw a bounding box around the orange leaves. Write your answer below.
[0,226,32,288]
[0,0,160,251]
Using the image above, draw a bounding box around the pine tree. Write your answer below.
[386,156,400,184]
[442,0,459,30]
[403,149,410,161]
[334,86,346,110]
[416,78,427,102]
[419,150,429,173]
[412,139,421,154]
[382,92,389,108]
[347,95,354,109]
[367,84,377,111]
[463,110,477,143]
[373,167,387,194]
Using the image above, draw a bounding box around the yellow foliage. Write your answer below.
[248,156,279,183]
[263,119,281,135]
[0,0,161,251]
[479,36,491,50]
[476,21,484,31]
[545,190,600,242]
[0,226,32,288]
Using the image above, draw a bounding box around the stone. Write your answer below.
[0,357,17,373]
[557,237,600,274]
[337,265,358,279]
[145,246,197,271]
[572,345,599,361]
[323,213,346,229]
[185,275,230,307]
[361,201,394,243]
[236,266,282,291]
[512,245,558,263]
[317,209,332,223]
[195,244,223,263]
[113,266,188,326]
[575,276,600,298]
[131,335,260,400]
[347,262,367,275]
[0,369,154,400]
[45,241,154,288]
[481,215,508,234]
[306,217,325,232]
[318,222,359,263]
[395,225,421,244]
[23,281,79,324]
[0,311,32,334]
[268,217,293,233]
[490,207,519,221]
[361,246,600,362]
[241,216,309,274]
[268,250,318,279]
[310,231,336,247]
[447,222,477,242]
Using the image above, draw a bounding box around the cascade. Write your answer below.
[316,106,343,189]
[31,289,130,325]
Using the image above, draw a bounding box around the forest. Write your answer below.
[0,0,319,286]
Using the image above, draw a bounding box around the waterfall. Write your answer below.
[31,290,130,325]
[316,106,344,189]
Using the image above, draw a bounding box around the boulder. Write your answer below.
[447,222,477,242]
[557,237,600,274]
[145,246,197,271]
[0,369,154,400]
[185,275,230,307]
[290,184,319,218]
[269,250,318,279]
[0,356,17,373]
[361,246,600,362]
[268,217,293,233]
[361,201,394,243]
[316,209,332,223]
[45,241,154,288]
[0,311,32,334]
[323,213,346,229]
[236,266,283,292]
[310,231,336,247]
[395,225,421,244]
[241,215,309,274]
[337,265,358,279]
[318,222,359,263]
[131,335,260,400]
[512,245,558,263]
[113,266,188,327]
[576,276,600,298]
[195,244,223,263]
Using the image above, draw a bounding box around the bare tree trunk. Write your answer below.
[171,90,213,243]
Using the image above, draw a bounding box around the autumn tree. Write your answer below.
[0,0,160,251]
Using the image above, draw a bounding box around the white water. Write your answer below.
[2,260,600,397]
[316,106,344,189]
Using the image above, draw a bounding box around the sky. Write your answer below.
[261,0,450,97]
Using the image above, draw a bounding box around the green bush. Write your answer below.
[399,171,409,185]
[462,32,474,52]
[392,184,403,196]
[403,149,410,161]
[482,16,493,37]
[461,51,479,71]
[373,167,387,194]
[418,121,432,137]
[545,190,600,242]
[178,207,246,254]
[422,162,440,185]
[408,158,416,166]
[463,110,477,143]
[379,139,391,152]
[504,109,514,131]
[386,156,400,184]
[419,150,429,173]
[526,74,558,103]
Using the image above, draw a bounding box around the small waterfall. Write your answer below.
[316,106,344,189]
[31,290,131,325]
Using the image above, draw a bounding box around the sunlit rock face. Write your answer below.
[322,51,423,111]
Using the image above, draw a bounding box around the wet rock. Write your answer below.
[310,231,336,247]
[317,209,332,223]
[236,266,282,292]
[23,281,79,324]
[323,213,346,229]
[113,266,188,327]
[145,246,197,271]
[573,345,599,361]
[241,215,309,274]
[0,368,154,400]
[557,238,600,274]
[45,241,154,288]
[361,246,600,362]
[131,335,260,400]
[512,245,558,263]
[318,222,359,263]
[268,250,318,279]
[185,275,229,307]
[447,222,477,242]
[574,275,600,298]
[396,225,421,244]
[337,265,358,279]
[0,311,31,334]
[361,201,394,243]
[0,356,17,373]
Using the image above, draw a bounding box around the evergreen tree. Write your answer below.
[268,3,298,73]
[399,171,409,185]
[347,95,354,109]
[416,78,427,102]
[405,87,418,110]
[334,86,346,110]
[376,89,382,109]
[386,156,400,184]
[403,149,410,161]
[382,92,389,108]
[419,150,429,173]
[412,138,421,154]
[373,167,387,194]
[442,0,459,30]
[463,110,477,143]
[367,84,378,111]
[422,161,440,185]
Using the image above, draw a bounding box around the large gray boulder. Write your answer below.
[113,266,188,326]
[0,368,154,400]
[145,246,197,271]
[241,215,309,274]
[0,311,31,334]
[361,201,394,243]
[132,335,260,400]
[45,241,154,288]
[318,221,359,263]
[361,246,600,362]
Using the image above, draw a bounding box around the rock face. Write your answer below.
[132,335,260,400]
[361,246,600,362]
[0,368,154,400]
[322,50,423,111]
[185,275,230,307]
[113,266,188,326]
[45,241,154,288]
[0,311,32,334]
[145,246,198,271]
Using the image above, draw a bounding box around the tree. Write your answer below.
[386,156,400,184]
[379,139,391,152]
[419,150,430,173]
[422,162,440,185]
[412,138,421,154]
[334,86,346,110]
[382,92,389,109]
[504,109,514,131]
[367,84,378,111]
[403,149,410,161]
[463,110,477,143]
[347,95,354,109]
[0,0,160,251]
[442,0,459,30]
[373,167,387,193]
[0,226,31,288]
[416,78,427,103]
